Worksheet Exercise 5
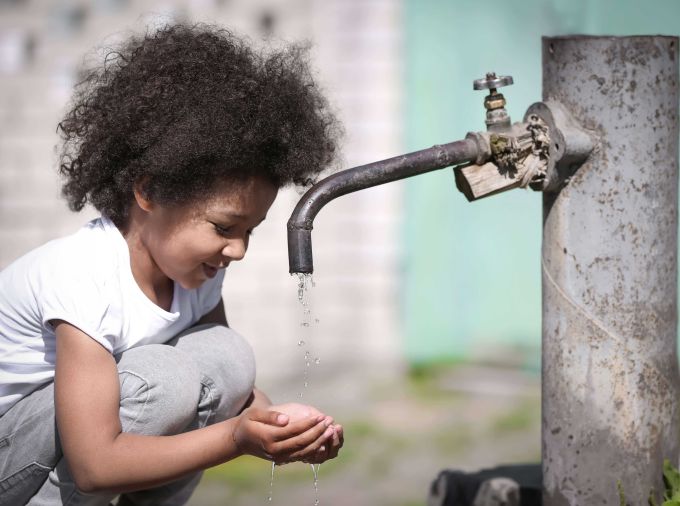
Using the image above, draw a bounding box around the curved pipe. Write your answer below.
[287,138,480,273]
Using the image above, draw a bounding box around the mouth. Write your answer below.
[202,263,219,278]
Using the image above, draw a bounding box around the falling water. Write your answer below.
[298,274,324,505]
[267,461,275,502]
[311,463,320,506]
[296,273,317,398]
[267,274,324,504]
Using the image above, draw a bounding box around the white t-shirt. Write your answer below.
[0,216,225,416]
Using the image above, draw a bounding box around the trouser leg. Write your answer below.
[0,384,61,505]
[0,324,255,506]
[116,324,256,506]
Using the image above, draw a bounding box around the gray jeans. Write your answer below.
[0,324,256,506]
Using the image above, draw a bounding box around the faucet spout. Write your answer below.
[287,138,480,274]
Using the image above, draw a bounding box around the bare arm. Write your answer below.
[53,320,330,494]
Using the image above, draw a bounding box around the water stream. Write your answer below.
[267,273,322,504]
[297,273,314,399]
[267,461,275,502]
[311,463,320,506]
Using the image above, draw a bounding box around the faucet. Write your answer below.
[287,72,593,274]
[287,138,482,273]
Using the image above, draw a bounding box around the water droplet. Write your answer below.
[298,340,305,346]
[314,318,320,324]
[301,322,310,327]
[304,381,308,387]
[315,357,321,365]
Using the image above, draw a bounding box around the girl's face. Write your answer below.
[136,177,278,290]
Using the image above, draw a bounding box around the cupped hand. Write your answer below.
[269,403,326,423]
[270,403,344,465]
[232,406,332,464]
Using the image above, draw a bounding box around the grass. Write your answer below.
[203,456,269,494]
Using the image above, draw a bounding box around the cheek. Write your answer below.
[155,237,208,270]
[179,235,224,264]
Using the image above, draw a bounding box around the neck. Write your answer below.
[120,209,174,311]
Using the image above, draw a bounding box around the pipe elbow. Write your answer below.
[286,138,480,275]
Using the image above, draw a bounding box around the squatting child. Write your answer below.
[0,23,343,505]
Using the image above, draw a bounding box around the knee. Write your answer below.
[116,345,202,435]
[176,324,256,422]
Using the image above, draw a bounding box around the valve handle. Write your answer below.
[473,72,514,91]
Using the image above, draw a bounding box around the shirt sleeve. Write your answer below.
[37,255,121,354]
[197,269,226,317]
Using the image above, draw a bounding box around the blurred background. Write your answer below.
[0,0,677,504]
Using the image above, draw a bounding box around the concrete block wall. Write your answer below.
[0,0,405,390]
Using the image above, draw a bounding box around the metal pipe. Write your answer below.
[287,138,479,273]
[541,35,679,505]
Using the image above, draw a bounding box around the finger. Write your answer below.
[271,414,325,442]
[308,425,340,463]
[330,426,340,447]
[282,420,331,456]
[285,424,335,461]
[277,422,332,462]
[248,408,289,427]
[328,425,344,459]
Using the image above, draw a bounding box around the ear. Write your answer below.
[133,179,154,213]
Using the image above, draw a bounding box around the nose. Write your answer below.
[223,237,247,262]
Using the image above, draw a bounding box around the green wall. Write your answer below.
[403,0,680,364]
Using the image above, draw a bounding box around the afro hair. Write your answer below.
[57,23,340,226]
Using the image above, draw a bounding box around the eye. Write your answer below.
[211,222,234,237]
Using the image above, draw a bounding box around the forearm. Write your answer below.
[77,418,242,494]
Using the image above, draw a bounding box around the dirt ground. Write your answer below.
[188,361,541,506]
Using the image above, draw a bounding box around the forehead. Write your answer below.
[200,177,278,217]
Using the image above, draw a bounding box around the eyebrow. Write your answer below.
[217,212,247,220]
[214,212,268,224]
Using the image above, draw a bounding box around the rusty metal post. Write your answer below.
[542,36,679,505]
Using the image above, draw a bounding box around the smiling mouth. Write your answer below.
[202,264,219,278]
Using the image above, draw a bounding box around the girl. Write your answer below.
[0,23,342,505]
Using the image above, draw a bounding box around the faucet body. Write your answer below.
[287,138,480,273]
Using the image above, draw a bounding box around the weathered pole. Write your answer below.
[542,36,680,505]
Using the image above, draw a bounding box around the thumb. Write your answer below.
[254,409,289,427]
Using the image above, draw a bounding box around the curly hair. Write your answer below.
[57,23,340,226]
